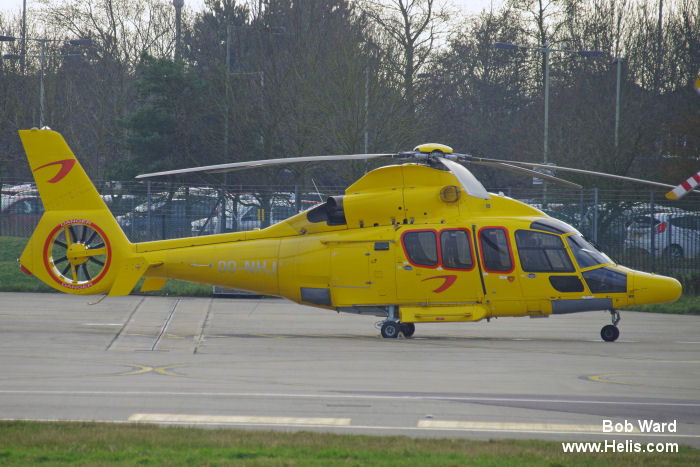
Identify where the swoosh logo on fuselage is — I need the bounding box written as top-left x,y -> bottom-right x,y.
421,274 -> 458,293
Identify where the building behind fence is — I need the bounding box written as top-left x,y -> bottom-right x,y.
3,179 -> 699,276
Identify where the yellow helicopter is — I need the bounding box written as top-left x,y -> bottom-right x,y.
17,128 -> 682,342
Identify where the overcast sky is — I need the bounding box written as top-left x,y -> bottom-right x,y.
0,0 -> 504,18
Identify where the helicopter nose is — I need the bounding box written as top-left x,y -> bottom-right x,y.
631,271 -> 682,306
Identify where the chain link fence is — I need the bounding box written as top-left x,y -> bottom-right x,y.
3,180 -> 699,275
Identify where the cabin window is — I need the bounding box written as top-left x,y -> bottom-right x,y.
549,275 -> 585,293
402,230 -> 438,267
515,230 -> 574,273
440,229 -> 474,270
479,227 -> 513,272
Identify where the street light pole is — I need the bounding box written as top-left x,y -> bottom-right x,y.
543,47 -> 550,164
494,41 -> 604,171
38,40 -> 46,127
1,36 -> 91,127
614,57 -> 622,149
21,0 -> 26,74
173,0 -> 184,60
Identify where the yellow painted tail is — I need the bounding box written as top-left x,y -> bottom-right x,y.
18,128 -> 147,296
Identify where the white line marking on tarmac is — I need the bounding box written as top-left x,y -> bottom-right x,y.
82,323 -> 123,326
129,413 -> 351,426
0,417 -> 699,438
151,299 -> 180,351
417,420 -> 629,433
1,390 -> 699,407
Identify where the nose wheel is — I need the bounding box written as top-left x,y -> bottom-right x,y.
600,310 -> 620,342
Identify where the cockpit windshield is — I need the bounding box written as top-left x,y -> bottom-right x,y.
566,235 -> 612,269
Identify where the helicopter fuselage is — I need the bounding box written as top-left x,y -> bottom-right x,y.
18,129 -> 681,341
135,164 -> 680,323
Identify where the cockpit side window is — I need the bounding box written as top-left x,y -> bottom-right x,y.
566,235 -> 610,269
582,267 -> 627,293
479,227 -> 513,272
402,230 -> 438,267
515,230 -> 574,272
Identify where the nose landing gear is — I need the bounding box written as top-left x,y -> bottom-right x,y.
600,309 -> 620,342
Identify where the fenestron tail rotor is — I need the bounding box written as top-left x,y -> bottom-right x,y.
44,221 -> 111,289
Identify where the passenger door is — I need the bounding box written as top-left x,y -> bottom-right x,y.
396,229 -> 440,302
476,226 -> 522,314
396,228 -> 482,304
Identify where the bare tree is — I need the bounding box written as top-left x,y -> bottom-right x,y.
39,0 -> 179,70
362,0 -> 449,110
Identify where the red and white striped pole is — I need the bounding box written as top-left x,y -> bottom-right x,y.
666,171 -> 700,200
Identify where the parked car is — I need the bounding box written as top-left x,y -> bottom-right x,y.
1,195 -> 44,236
118,195 -> 218,241
191,193 -> 307,235
624,211 -> 700,259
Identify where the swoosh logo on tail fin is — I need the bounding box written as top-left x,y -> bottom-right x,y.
33,159 -> 76,183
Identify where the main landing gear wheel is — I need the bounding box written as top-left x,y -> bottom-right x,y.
381,321 -> 400,339
401,322 -> 415,338
600,310 -> 621,342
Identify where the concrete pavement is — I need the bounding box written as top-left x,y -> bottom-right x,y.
0,292 -> 698,447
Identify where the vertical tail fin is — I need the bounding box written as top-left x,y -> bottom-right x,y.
20,128 -> 107,211
18,128 -> 143,295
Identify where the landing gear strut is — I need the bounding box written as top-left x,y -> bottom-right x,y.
379,306 -> 415,338
600,309 -> 620,342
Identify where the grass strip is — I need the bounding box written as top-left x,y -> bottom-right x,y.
0,420 -> 699,466
0,236 -> 211,296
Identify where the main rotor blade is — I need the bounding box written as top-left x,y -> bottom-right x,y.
437,157 -> 490,200
473,161 -> 583,189
666,171 -> 700,200
464,156 -> 678,191
136,153 -> 397,179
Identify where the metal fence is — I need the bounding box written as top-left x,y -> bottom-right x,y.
0,179 -> 342,241
509,187 -> 700,276
3,180 -> 699,275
